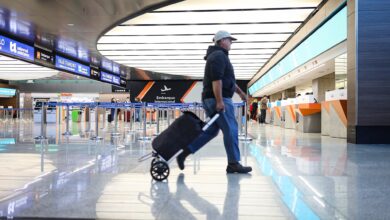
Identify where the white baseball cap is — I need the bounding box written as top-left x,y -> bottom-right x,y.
213,30 -> 237,42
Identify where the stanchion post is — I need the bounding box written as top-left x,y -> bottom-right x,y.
154,104 -> 160,136
63,103 -> 72,136
63,103 -> 72,135
34,103 -> 48,173
128,104 -> 135,133
85,105 -> 92,133
91,105 -> 103,141
34,102 -> 46,140
239,98 -> 252,142
113,105 -> 118,133
238,104 -> 244,136
138,103 -> 143,130
138,102 -> 151,141
110,103 -> 121,147
167,108 -> 171,126
58,104 -> 62,125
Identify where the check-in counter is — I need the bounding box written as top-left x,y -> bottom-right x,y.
266,107 -> 272,124
271,101 -> 282,126
322,89 -> 347,138
295,95 -> 321,133
281,98 -> 296,129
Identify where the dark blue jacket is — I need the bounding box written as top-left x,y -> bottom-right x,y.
202,46 -> 236,99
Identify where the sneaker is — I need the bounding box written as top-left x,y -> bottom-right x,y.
176,153 -> 186,170
226,163 -> 252,173
176,149 -> 191,170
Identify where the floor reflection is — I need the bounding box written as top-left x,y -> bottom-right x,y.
3,120 -> 390,219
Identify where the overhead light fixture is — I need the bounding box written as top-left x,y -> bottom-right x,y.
0,55 -> 59,80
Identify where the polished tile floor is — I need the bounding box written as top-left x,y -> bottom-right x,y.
0,118 -> 389,219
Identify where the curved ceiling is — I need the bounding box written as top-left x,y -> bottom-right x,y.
0,0 -> 178,81
98,0 -> 324,80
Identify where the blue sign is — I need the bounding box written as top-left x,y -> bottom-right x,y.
55,55 -> 90,77
101,71 -> 120,85
0,34 -> 34,61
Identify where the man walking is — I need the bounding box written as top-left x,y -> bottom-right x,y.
177,30 -> 252,173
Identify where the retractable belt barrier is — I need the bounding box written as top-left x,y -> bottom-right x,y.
0,108 -> 34,121
22,101 -> 248,143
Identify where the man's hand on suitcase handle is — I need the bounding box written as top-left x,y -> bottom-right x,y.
216,101 -> 225,113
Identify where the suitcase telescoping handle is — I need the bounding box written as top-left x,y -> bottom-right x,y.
202,112 -> 220,131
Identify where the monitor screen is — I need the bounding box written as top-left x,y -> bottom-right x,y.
35,102 -> 43,108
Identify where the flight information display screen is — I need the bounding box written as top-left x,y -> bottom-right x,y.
100,71 -> 120,85
55,55 -> 90,77
101,58 -> 113,72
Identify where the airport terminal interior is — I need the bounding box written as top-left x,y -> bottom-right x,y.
1,0 -> 390,219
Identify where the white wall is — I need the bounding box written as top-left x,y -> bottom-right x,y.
183,81 -> 242,103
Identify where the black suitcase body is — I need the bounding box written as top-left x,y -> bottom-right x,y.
152,111 -> 205,161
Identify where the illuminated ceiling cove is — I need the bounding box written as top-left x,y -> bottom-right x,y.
98,0 -> 324,80
0,55 -> 58,80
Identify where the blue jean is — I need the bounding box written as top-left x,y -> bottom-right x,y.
188,98 -> 241,163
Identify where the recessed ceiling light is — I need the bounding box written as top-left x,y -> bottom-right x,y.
67,23 -> 74,26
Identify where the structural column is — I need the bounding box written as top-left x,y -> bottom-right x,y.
347,0 -> 390,143
313,73 -> 335,102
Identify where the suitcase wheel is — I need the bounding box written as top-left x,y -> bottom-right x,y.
150,161 -> 169,181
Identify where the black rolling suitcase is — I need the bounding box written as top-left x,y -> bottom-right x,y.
139,111 -> 219,181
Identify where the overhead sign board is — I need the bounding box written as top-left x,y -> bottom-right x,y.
90,68 -> 100,80
101,71 -> 120,85
0,34 -> 34,61
35,48 -> 54,65
55,55 -> 90,77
